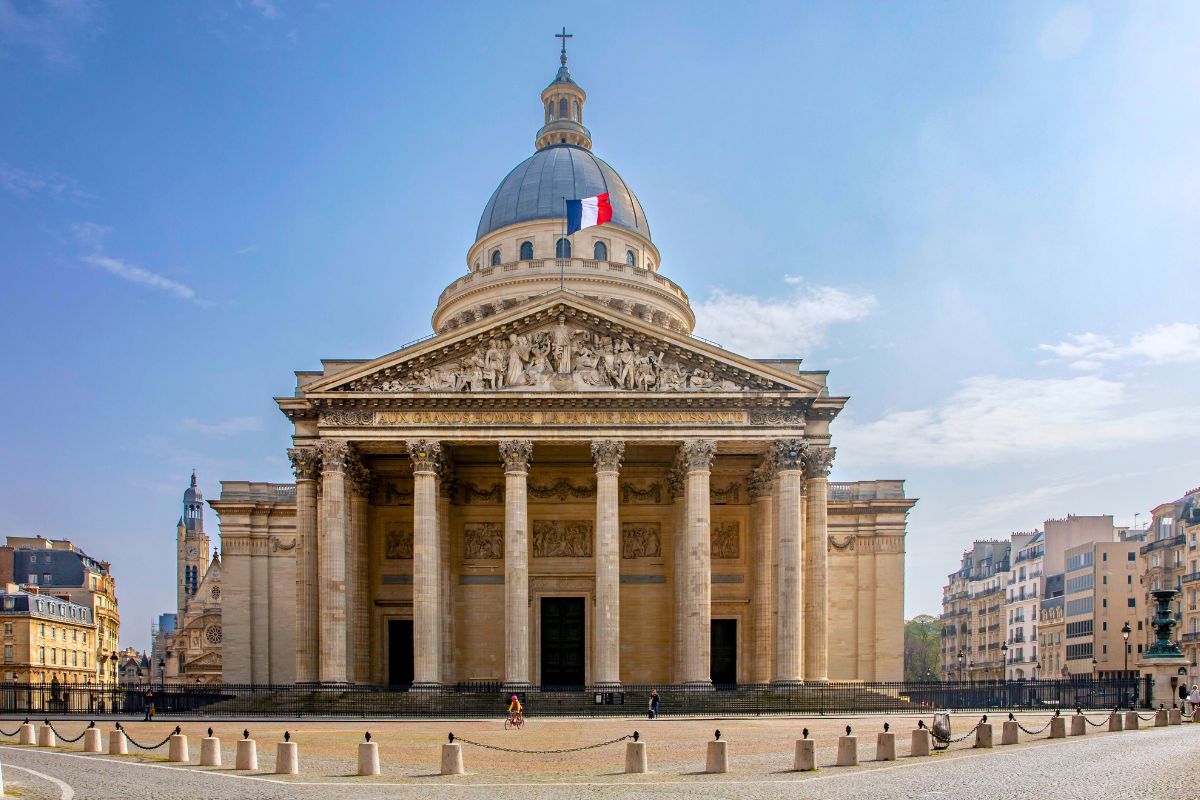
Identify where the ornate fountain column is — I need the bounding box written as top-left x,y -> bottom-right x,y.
287,446 -> 321,684
500,439 -> 533,687
591,439 -> 625,687
803,446 -> 834,683
409,439 -> 443,686
772,438 -> 806,685
318,440 -> 351,683
681,439 -> 717,686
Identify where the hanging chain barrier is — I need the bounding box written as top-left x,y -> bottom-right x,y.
116,722 -> 181,750
44,719 -> 90,743
928,719 -> 983,745
1136,710 -> 1157,722
1080,708 -> 1119,728
447,731 -> 635,755
0,723 -> 21,737
1014,715 -> 1055,736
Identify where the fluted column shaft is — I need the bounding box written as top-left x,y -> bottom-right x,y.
288,447 -> 321,683
749,464 -> 776,684
681,440 -> 717,686
348,460 -> 370,684
410,440 -> 442,686
501,440 -> 533,686
668,461 -> 686,683
438,474 -> 455,685
592,440 -> 624,687
773,439 -> 806,684
318,441 -> 350,683
803,446 -> 835,682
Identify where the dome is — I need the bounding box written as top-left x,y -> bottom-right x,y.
183,469 -> 203,503
475,145 -> 651,242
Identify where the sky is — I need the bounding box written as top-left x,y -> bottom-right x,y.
1,1 -> 1198,653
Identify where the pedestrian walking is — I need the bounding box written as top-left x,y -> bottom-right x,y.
1179,682 -> 1188,714
1188,685 -> 1199,718
144,689 -> 155,721
648,689 -> 661,719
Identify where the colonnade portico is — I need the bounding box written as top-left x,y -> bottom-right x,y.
286,436 -> 835,688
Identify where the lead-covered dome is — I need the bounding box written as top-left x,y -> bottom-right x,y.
475,144 -> 651,242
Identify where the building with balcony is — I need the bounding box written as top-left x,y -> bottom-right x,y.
1005,531 -> 1042,679
1063,535 -> 1144,679
1144,487 -> 1200,681
940,540 -> 1010,679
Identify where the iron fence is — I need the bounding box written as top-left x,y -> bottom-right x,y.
0,677 -> 1142,719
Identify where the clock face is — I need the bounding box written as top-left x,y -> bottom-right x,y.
187,545 -> 198,559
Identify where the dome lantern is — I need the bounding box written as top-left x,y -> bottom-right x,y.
535,28 -> 592,151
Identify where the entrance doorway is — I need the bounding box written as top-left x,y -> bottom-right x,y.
711,619 -> 737,686
540,597 -> 586,687
388,619 -> 414,688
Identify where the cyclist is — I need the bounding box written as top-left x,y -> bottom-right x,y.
506,694 -> 524,727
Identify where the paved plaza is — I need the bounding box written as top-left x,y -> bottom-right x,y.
0,713 -> 1194,799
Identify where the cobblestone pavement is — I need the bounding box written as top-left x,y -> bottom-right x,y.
0,714 -> 1193,799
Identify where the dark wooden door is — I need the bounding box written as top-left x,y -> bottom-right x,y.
711,619 -> 738,686
388,619 -> 414,688
540,597 -> 586,687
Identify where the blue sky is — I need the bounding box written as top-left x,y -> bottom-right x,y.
2,2 -> 1198,652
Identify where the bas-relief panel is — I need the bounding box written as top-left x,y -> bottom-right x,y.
385,525 -> 413,559
621,522 -> 661,559
463,522 -> 503,560
711,521 -> 741,560
532,520 -> 593,558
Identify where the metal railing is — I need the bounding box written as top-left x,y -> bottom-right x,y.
0,678 -> 1144,719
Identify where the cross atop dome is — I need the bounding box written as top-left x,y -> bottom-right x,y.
556,26 -> 572,66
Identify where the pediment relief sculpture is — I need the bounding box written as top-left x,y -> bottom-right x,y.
343,316 -> 763,394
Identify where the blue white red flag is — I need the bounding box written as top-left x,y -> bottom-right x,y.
566,193 -> 613,235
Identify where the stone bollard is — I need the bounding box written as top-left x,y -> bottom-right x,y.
704,740 -> 728,774
910,728 -> 932,757
18,723 -> 36,746
1154,709 -> 1168,727
1124,711 -> 1139,730
876,732 -> 896,761
794,738 -> 815,771
83,728 -> 102,753
1001,720 -> 1019,745
37,725 -> 56,748
1070,715 -> 1086,736
1108,713 -> 1123,732
624,741 -> 648,774
358,741 -> 380,776
1169,709 -> 1182,725
1193,708 -> 1200,724
236,739 -> 258,771
1049,716 -> 1066,739
974,723 -> 993,748
440,742 -> 464,776
201,736 -> 222,767
108,730 -> 128,755
836,735 -> 858,767
168,733 -> 189,763
276,740 -> 299,775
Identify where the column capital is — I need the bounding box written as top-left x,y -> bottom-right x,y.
679,439 -> 717,472
748,462 -> 777,499
771,438 -> 807,472
347,459 -> 373,498
499,439 -> 533,473
318,440 -> 352,472
407,439 -> 443,474
803,445 -> 836,478
590,440 -> 625,473
287,447 -> 322,481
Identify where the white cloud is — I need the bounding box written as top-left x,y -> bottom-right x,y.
692,277 -> 877,357
69,220 -> 111,249
1040,323 -> 1200,370
0,0 -> 101,65
182,416 -> 263,437
1038,4 -> 1094,61
0,162 -> 88,200
81,254 -> 204,305
836,374 -> 1199,469
249,0 -> 279,20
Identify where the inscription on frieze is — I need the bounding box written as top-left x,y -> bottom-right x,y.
463,522 -> 503,560
532,520 -> 593,558
371,409 -> 749,426
621,522 -> 662,559
711,522 -> 740,560
385,525 -> 413,560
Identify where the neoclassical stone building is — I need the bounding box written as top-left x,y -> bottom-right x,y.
215,45 -> 915,687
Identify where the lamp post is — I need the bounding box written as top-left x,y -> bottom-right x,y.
158,658 -> 165,692
1121,621 -> 1133,707
1001,642 -> 1009,682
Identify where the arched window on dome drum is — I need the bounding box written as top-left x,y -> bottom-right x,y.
555,238 -> 571,258
626,250 -> 636,266
547,101 -> 554,121
519,241 -> 533,260
490,249 -> 502,267
558,98 -> 568,121
593,241 -> 607,261
646,261 -> 654,270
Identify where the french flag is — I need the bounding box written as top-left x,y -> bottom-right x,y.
566,193 -> 613,235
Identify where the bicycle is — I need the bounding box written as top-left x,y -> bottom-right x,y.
504,711 -> 525,730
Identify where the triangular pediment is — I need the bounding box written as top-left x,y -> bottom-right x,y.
303,293 -> 822,396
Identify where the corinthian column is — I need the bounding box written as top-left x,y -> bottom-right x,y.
772,438 -> 806,685
681,439 -> 717,686
500,440 -> 533,687
667,458 -> 686,683
591,440 -> 625,687
748,461 -> 776,684
288,446 -> 321,684
803,446 -> 835,682
347,456 -> 372,684
409,439 -> 443,687
439,468 -> 456,686
318,440 -> 351,683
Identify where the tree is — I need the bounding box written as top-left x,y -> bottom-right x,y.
904,614 -> 942,682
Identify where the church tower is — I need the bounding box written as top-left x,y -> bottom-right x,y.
176,470 -> 211,616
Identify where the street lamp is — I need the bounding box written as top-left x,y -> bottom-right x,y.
957,650 -> 965,680
1001,642 -> 1009,682
1121,621 -> 1132,676
158,658 -> 165,692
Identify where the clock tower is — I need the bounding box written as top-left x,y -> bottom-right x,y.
177,470 -> 211,616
